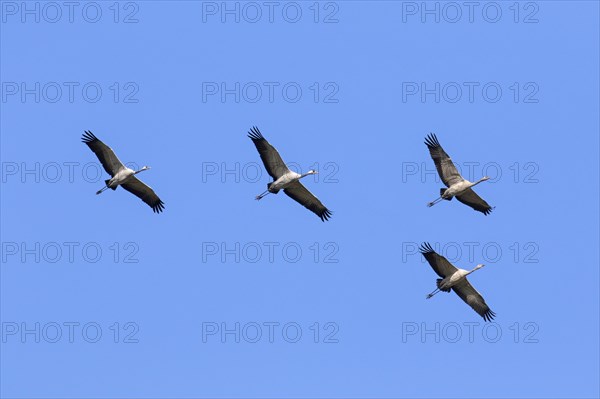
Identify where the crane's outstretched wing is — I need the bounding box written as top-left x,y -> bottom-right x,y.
121,176 -> 165,213
452,278 -> 496,322
455,189 -> 494,215
248,127 -> 289,179
424,133 -> 463,187
419,242 -> 458,278
82,131 -> 125,176
283,181 -> 332,222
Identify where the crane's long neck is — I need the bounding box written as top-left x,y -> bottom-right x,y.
300,172 -> 314,178
470,177 -> 488,187
467,266 -> 482,276
134,168 -> 148,174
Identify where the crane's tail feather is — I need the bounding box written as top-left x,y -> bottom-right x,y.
440,188 -> 452,200
436,279 -> 451,292
105,179 -> 117,190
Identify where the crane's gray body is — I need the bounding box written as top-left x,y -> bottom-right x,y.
442,179 -> 473,199
437,268 -> 470,291
267,171 -> 302,194
106,167 -> 136,190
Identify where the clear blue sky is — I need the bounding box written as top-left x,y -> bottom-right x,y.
1,1 -> 599,398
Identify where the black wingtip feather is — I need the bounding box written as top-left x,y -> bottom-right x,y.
81,130 -> 98,144
482,206 -> 495,216
319,208 -> 333,222
419,242 -> 435,255
247,126 -> 264,141
483,309 -> 496,322
424,133 -> 441,149
152,200 -> 165,214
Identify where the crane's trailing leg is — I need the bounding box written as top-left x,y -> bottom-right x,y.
427,197 -> 443,207
428,189 -> 453,207
426,288 -> 440,299
255,190 -> 270,200
96,179 -> 115,195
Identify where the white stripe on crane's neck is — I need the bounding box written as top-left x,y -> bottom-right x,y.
300,170 -> 318,178
471,176 -> 490,186
467,264 -> 485,275
135,166 -> 151,174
